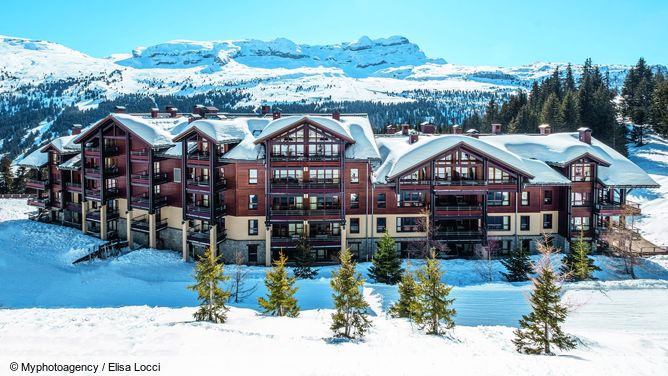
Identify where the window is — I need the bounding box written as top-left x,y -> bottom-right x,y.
350,168 -> 359,184
247,245 -> 258,264
377,193 -> 386,208
488,216 -> 510,231
348,242 -> 360,260
487,191 -> 510,206
350,218 -> 360,233
310,168 -> 340,184
397,191 -> 425,207
571,163 -> 592,182
488,166 -> 511,183
520,215 -> 530,231
350,193 -> 359,209
521,191 -> 530,206
543,214 -> 553,229
248,219 -> 259,235
396,217 -> 421,232
173,168 -> 181,183
376,217 -> 387,233
571,216 -> 590,231
571,192 -> 590,207
248,169 -> 258,184
544,190 -> 553,205
248,194 -> 258,210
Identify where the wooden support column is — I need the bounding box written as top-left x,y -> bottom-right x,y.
81,201 -> 88,233
209,224 -> 217,257
182,221 -> 189,261
341,222 -> 347,254
265,224 -> 272,266
100,204 -> 108,240
126,209 -> 134,248
148,213 -> 157,248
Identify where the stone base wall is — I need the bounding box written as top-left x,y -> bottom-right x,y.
219,239 -> 267,265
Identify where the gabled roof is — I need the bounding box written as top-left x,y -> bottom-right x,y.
173,118 -> 271,144
40,134 -> 80,154
15,147 -> 48,168
74,113 -> 188,148
253,116 -> 355,144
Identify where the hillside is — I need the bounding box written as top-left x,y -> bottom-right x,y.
0,34 -> 662,159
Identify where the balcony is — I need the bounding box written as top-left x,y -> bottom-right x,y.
596,200 -> 641,216
185,178 -> 227,192
270,208 -> 341,217
434,204 -> 483,218
433,179 -> 487,186
86,226 -> 118,240
65,202 -> 82,212
187,227 -> 226,244
270,180 -> 339,190
27,197 -> 50,208
308,234 -> 342,243
85,145 -> 119,156
399,180 -> 432,186
26,178 -> 49,190
85,187 -> 119,201
131,194 -> 168,210
65,182 -> 82,192
270,154 -> 339,162
186,204 -> 226,219
187,151 -> 210,161
130,172 -> 169,186
87,208 -> 119,222
84,166 -> 119,178
131,214 -> 168,233
433,229 -> 485,241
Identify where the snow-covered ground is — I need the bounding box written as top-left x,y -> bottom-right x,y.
1,198 -> 667,375
628,133 -> 668,247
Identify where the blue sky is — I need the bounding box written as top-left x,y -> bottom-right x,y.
1,0 -> 666,66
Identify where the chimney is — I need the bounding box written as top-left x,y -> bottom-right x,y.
72,124 -> 82,135
169,107 -> 178,118
452,125 -> 463,134
261,105 -> 271,115
150,107 -> 159,118
272,108 -> 282,120
466,129 -> 480,139
205,106 -> 219,117
409,133 -> 419,144
538,123 -> 551,135
193,104 -> 206,117
386,125 -> 396,135
114,106 -> 126,114
420,122 -> 435,134
401,124 -> 410,135
491,123 -> 502,135
578,127 -> 592,144
332,110 -> 341,121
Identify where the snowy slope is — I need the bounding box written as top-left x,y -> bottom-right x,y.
628,133 -> 668,247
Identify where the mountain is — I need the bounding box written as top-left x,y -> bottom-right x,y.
0,34 -> 662,160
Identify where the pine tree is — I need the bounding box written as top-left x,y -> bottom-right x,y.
540,93 -> 561,126
0,157 -> 14,194
500,244 -> 533,282
651,80 -> 668,137
330,248 -> 372,339
564,63 -> 576,94
258,251 -> 300,317
410,251 -> 456,335
561,231 -> 599,281
558,91 -> 580,132
188,247 -> 231,323
293,235 -> 318,280
389,264 -> 418,318
368,232 -> 403,284
513,238 -> 576,355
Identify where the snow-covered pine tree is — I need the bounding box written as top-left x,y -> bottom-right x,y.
368,231 -> 403,284
513,237 -> 576,355
293,235 -> 318,280
258,251 -> 300,317
188,247 -> 231,323
389,263 -> 418,319
561,230 -> 599,281
330,248 -> 372,339
501,244 -> 533,282
411,251 -> 456,335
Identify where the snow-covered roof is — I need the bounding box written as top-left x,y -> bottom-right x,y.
374,132 -> 657,186
75,113 -> 189,149
253,115 -> 380,161
16,147 -> 48,168
480,133 -> 659,187
58,154 -> 81,170
41,134 -> 80,154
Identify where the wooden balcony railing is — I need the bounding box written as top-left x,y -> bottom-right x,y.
27,197 -> 49,208
26,178 -> 49,190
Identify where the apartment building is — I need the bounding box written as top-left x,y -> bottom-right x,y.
18,107 -> 658,265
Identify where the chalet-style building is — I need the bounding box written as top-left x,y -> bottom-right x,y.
18,107 -> 659,265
